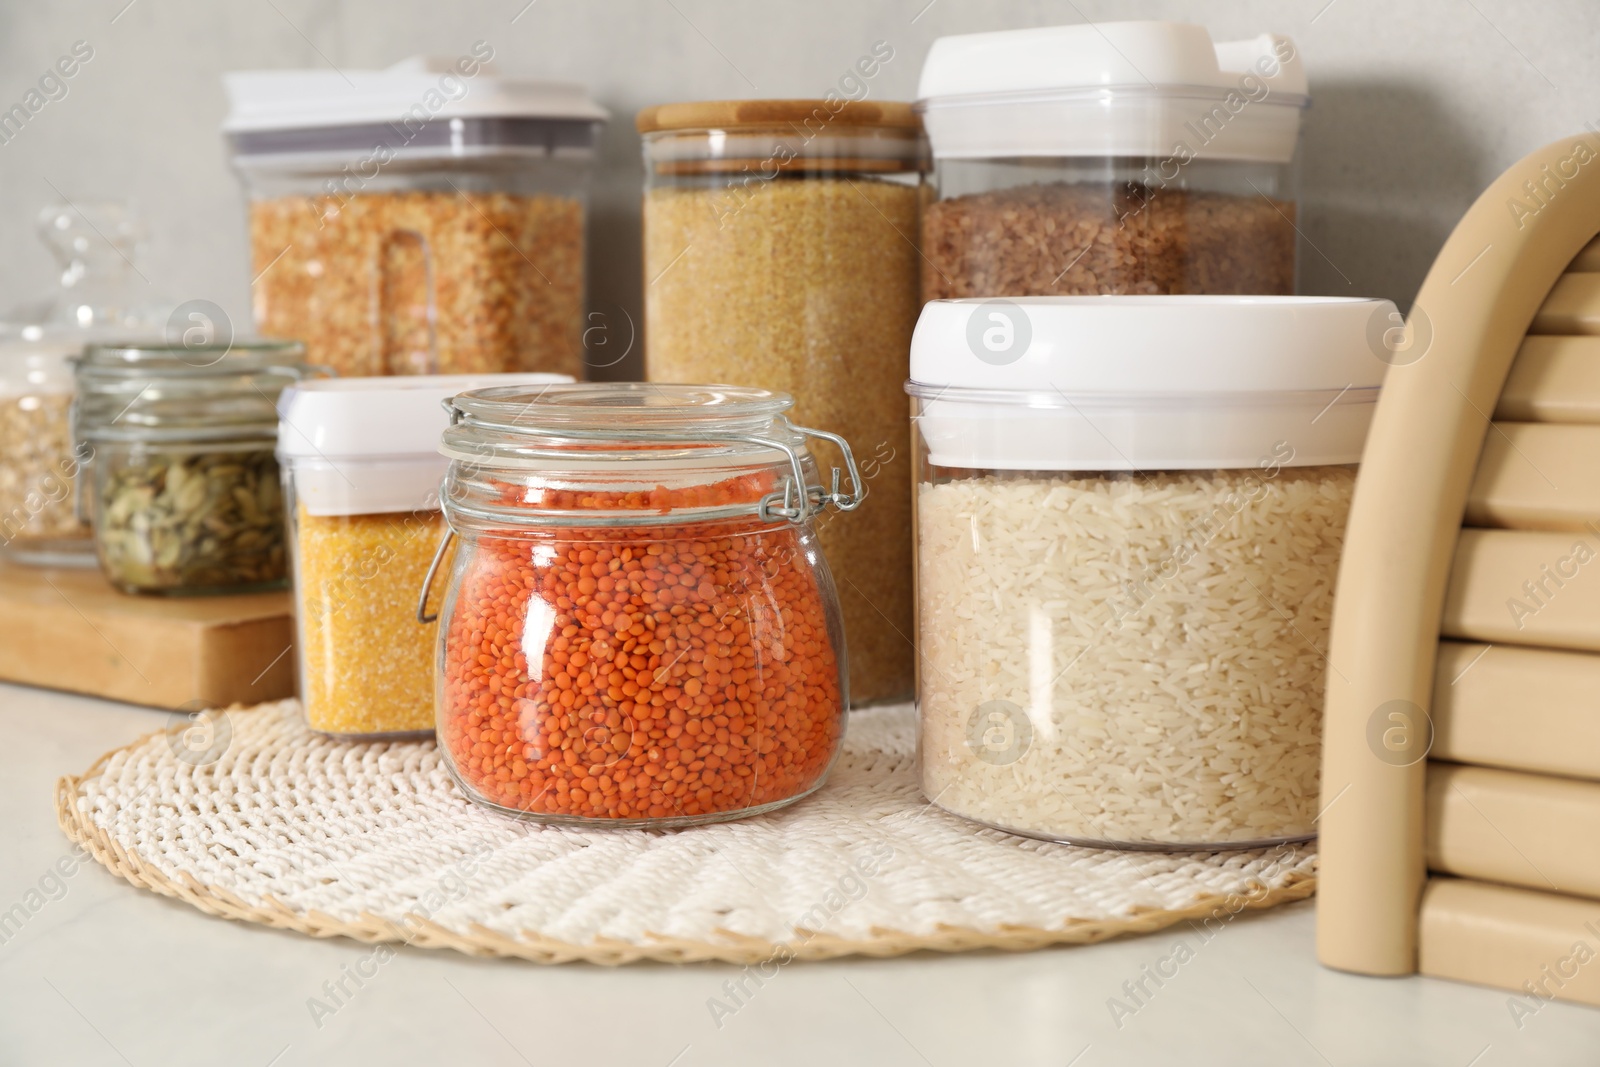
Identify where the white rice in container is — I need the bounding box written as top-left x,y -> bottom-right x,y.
915,465 -> 1354,846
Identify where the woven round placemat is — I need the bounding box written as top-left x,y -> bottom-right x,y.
55,701 -> 1316,965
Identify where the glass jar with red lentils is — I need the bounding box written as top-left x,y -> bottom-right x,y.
425,382 -> 862,827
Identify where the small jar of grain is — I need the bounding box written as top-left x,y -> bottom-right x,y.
908,296 -> 1395,849
0,203 -> 166,568
638,97 -> 926,707
74,340 -> 314,596
916,22 -> 1308,301
223,58 -> 605,379
276,372 -> 570,739
0,346 -> 91,566
429,383 -> 862,827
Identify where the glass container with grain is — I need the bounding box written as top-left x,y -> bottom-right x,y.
638,96 -> 925,706
916,22 -> 1309,300
277,373 -> 571,739
429,383 -> 862,826
223,56 -> 606,379
73,340 -> 314,596
0,203 -> 168,568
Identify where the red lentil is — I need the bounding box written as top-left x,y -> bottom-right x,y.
440,476 -> 845,822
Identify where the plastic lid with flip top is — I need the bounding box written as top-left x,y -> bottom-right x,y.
915,21 -> 1308,163
223,56 -> 608,170
277,372 -> 573,516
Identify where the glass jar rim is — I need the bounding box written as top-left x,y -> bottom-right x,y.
438,382 -> 865,528
75,341 -> 315,443
445,382 -> 797,440
77,339 -> 308,377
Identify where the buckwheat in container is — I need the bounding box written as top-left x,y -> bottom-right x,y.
909,296 -> 1394,849
917,22 -> 1308,300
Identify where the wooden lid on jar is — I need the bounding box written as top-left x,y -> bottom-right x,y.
636,98 -> 918,134
638,100 -> 924,176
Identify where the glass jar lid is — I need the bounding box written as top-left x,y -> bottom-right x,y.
75,339 -> 314,443
0,202 -> 169,398
421,382 -> 867,624
439,382 -> 864,526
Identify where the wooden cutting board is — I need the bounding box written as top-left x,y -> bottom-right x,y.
0,560 -> 295,710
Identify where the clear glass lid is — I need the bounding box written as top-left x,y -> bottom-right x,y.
439,382 -> 864,526
446,382 -> 797,443
0,203 -> 169,394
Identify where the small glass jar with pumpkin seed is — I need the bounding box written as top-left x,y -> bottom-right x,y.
73,340 -> 317,595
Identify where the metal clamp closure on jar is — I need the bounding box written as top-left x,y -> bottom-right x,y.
415,383 -> 865,623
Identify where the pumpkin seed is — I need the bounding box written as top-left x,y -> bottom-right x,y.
94,447 -> 287,594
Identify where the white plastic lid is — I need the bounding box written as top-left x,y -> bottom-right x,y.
223,56 -> 608,132
908,296 -> 1398,471
278,372 -> 572,515
916,22 -> 1307,162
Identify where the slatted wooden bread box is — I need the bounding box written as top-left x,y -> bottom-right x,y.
1319,134 -> 1600,1009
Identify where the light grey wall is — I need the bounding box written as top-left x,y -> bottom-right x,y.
0,0 -> 1594,378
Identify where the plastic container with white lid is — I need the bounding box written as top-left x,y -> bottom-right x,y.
224,56 -> 607,380
908,296 -> 1394,850
916,21 -> 1309,301
277,372 -> 571,739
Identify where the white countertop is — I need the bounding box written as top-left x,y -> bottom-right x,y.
4,681 -> 1600,1067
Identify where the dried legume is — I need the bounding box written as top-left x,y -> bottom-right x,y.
250,191 -> 584,378
441,479 -> 844,823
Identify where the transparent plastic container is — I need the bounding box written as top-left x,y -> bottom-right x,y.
908,296 -> 1393,849
638,98 -> 925,706
75,340 -> 313,595
427,382 -> 862,827
0,203 -> 165,566
224,57 -> 606,378
915,22 -> 1308,300
277,373 -> 569,739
